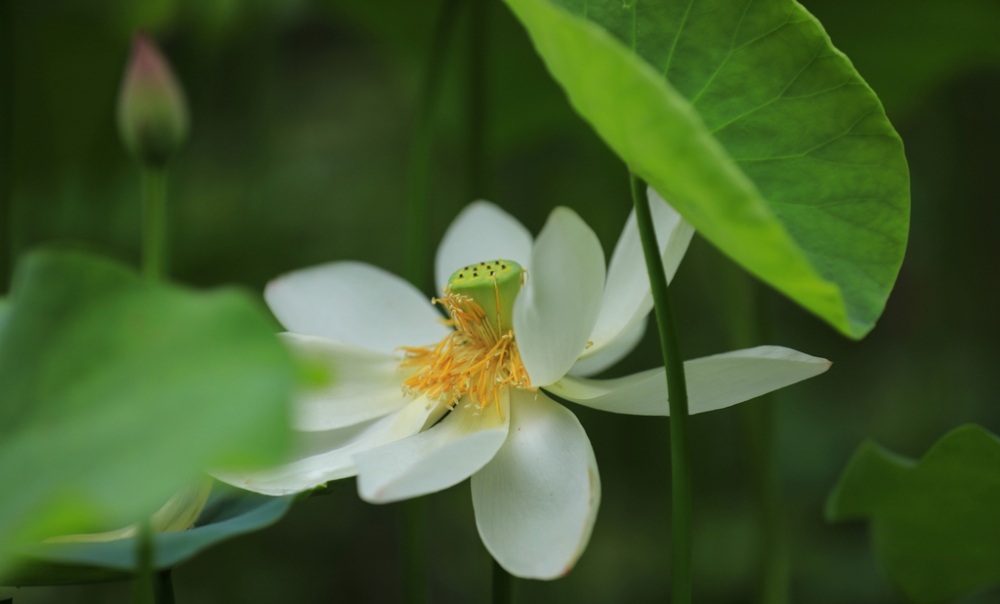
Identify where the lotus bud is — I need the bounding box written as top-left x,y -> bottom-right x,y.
117,34 -> 189,166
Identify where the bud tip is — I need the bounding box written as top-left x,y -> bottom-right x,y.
117,33 -> 189,166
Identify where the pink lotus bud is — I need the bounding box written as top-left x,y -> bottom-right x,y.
117,34 -> 189,166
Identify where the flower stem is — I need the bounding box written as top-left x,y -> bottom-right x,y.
141,166 -> 168,281
742,397 -> 788,604
155,569 -> 177,604
404,0 -> 462,292
399,2 -> 462,602
492,558 -> 513,604
401,497 -> 429,604
133,524 -> 175,604
132,520 -> 155,604
630,173 -> 692,603
466,0 -> 489,200
0,0 -> 14,293
721,263 -> 789,604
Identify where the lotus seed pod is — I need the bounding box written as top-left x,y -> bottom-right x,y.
447,259 -> 523,333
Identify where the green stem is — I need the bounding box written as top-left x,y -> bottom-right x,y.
722,264 -> 789,604
492,559 -> 513,604
399,2 -> 463,602
141,167 -> 168,281
0,0 -> 14,293
132,520 -> 155,604
742,397 -> 788,604
401,497 -> 429,604
630,173 -> 692,603
155,569 -> 177,604
404,0 -> 462,292
466,0 -> 489,200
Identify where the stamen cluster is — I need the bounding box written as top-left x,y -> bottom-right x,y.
400,292 -> 532,415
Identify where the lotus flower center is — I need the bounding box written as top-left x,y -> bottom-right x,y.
399,260 -> 532,415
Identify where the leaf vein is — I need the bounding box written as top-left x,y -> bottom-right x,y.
730,2 -> 795,54
663,0 -> 696,79
769,196 -> 881,209
705,45 -> 823,131
691,3 -> 796,107
781,79 -> 858,101
728,110 -> 883,162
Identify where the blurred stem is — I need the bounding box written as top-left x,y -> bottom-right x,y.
630,173 -> 692,603
156,569 -> 177,604
132,520 -> 155,604
742,397 -> 788,604
401,497 -> 429,604
404,0 -> 462,291
0,0 -> 14,292
467,0 -> 489,200
141,167 -> 168,281
399,2 -> 463,602
492,559 -> 513,604
722,263 -> 789,604
400,2 -> 462,602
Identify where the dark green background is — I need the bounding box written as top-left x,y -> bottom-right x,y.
4,0 -> 1000,601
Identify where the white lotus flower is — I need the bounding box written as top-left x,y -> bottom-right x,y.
216,192 -> 831,579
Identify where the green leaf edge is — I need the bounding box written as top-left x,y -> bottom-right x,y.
825,424 -> 1000,523
501,0 -> 909,339
2,489 -> 295,587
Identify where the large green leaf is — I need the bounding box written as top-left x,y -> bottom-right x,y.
2,485 -> 296,586
500,0 -> 909,338
827,425 -> 1000,603
0,250 -> 295,574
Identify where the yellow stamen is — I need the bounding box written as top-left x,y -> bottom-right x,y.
399,292 -> 533,416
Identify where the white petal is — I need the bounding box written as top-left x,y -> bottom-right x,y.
355,390 -> 510,504
568,317 -> 647,378
471,389 -> 600,580
513,207 -> 606,387
548,346 -> 831,416
212,397 -> 444,496
581,188 -> 694,362
265,261 -> 448,355
434,201 -> 534,295
280,333 -> 410,432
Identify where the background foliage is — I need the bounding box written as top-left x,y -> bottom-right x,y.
828,425 -> 1000,604
5,0 -> 1000,601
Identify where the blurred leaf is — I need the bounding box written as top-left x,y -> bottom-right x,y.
826,425 -> 1000,603
501,0 -> 910,339
3,485 -> 295,586
0,250 -> 294,575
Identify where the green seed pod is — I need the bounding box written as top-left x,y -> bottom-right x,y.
447,259 -> 523,333
117,34 -> 189,167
